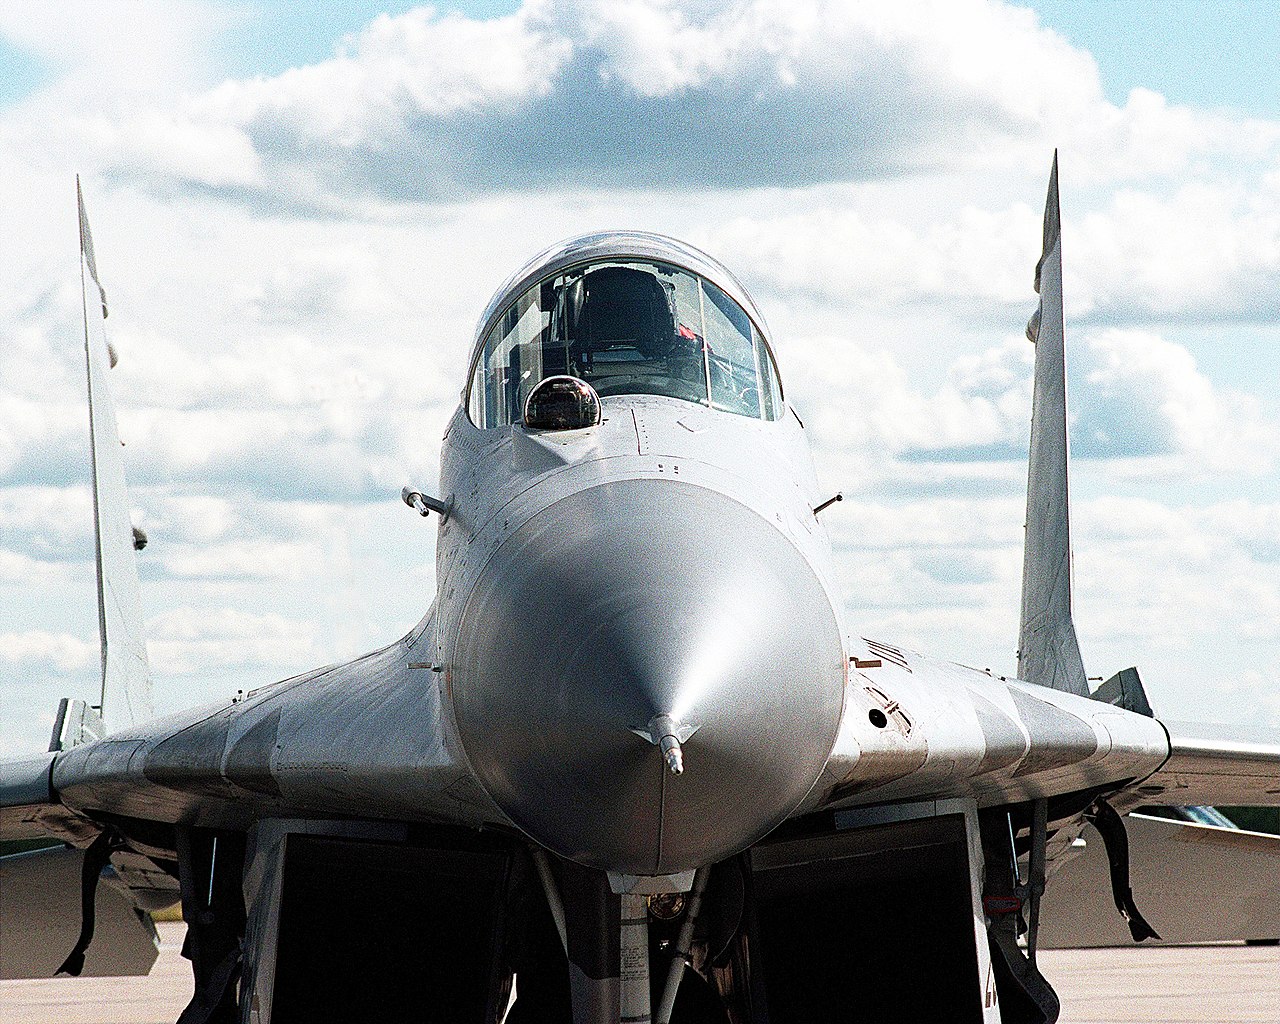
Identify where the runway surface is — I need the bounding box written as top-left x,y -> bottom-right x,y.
1,923 -> 1277,1023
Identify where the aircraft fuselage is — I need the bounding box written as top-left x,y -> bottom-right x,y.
435,390 -> 848,875
415,233 -> 858,877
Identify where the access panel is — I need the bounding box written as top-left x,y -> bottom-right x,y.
271,834 -> 511,1023
750,811 -> 990,1023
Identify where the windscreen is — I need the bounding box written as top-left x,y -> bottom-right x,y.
468,259 -> 782,428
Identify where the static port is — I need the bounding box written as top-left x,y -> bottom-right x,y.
868,708 -> 888,729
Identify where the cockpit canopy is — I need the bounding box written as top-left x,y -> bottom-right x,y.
467,249 -> 783,428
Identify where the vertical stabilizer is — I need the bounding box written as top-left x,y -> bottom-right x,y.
1017,155 -> 1089,697
78,179 -> 153,731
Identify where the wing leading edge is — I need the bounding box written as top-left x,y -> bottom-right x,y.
1129,722 -> 1280,808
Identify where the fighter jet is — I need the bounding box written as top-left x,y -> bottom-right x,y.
2,160 -> 1278,1024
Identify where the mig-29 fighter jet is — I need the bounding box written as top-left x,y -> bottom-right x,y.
2,161 -> 1278,1024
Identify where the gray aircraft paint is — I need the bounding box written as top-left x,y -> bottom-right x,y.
5,224 -> 1242,856
1018,154 -> 1089,698
42,230 -> 1173,867
77,179 -> 152,732
4,176 -> 1280,1006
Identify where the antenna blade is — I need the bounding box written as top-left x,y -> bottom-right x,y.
1017,154 -> 1089,696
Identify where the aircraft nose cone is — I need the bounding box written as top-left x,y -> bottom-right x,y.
452,479 -> 846,875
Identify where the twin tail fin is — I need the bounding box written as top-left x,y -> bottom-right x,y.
1017,154 -> 1089,697
76,179 -> 152,735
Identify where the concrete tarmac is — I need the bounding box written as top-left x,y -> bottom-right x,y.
1039,944 -> 1280,1023
1,923 -> 1277,1023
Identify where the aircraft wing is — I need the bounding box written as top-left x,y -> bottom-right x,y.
0,752 -> 102,844
0,631 -> 506,986
1126,721 -> 1280,807
0,846 -> 161,979
800,649 -> 1280,817
1039,812 -> 1280,947
0,632 -> 504,847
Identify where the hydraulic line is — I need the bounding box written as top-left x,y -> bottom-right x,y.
655,866 -> 712,1024
530,847 -> 569,956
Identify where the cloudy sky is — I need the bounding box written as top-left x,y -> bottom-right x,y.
2,0 -> 1278,755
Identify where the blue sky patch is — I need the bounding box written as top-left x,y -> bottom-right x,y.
0,40 -> 47,104
1027,0 -> 1280,118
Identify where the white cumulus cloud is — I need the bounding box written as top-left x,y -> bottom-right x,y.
1,0 -> 1277,754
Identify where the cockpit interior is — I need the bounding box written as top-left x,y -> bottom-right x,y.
467,258 -> 783,428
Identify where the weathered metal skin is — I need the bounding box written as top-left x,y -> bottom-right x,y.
450,476 -> 846,874
51,615 -> 503,833
27,230 -> 1179,882
801,643 -> 1170,818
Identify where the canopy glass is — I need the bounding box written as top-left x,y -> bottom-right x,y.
468,258 -> 783,428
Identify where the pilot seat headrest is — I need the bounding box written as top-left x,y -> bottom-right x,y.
575,265 -> 676,360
